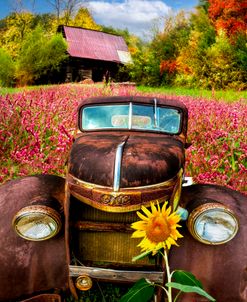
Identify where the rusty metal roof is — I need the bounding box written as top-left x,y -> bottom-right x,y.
61,25 -> 131,64
78,96 -> 188,111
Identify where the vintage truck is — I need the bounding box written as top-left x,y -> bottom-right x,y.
0,96 -> 246,302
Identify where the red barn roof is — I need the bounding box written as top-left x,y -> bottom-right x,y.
60,25 -> 132,64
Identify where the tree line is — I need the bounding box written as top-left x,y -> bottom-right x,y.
125,0 -> 247,90
0,0 -> 246,90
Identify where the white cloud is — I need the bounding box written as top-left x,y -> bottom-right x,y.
86,0 -> 172,38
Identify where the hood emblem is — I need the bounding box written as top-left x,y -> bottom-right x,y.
101,194 -> 131,206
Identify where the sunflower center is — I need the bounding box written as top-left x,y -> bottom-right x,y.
146,214 -> 170,243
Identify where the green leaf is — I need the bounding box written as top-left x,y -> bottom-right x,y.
119,278 -> 155,302
166,282 -> 216,301
172,270 -> 203,289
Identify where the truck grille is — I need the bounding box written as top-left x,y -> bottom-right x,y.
70,197 -> 159,268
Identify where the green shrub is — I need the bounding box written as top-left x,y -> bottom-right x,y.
174,74 -> 198,88
0,48 -> 15,87
16,26 -> 67,85
205,31 -> 246,89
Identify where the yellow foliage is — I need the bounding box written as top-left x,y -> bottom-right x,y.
176,30 -> 202,75
69,8 -> 102,31
0,12 -> 34,57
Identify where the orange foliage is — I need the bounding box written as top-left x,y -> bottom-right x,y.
208,0 -> 247,35
128,46 -> 138,55
160,60 -> 177,75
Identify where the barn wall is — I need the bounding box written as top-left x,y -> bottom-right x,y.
64,58 -> 121,83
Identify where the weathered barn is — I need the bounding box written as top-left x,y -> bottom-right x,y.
58,25 -> 132,83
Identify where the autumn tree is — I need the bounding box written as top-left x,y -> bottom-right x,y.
197,0 -> 209,12
174,7 -> 216,88
32,13 -> 56,33
0,12 -> 35,57
153,11 -> 191,85
125,11 -> 192,86
63,0 -> 82,25
70,7 -> 102,30
205,31 -> 245,89
232,33 -> 247,88
208,0 -> 247,35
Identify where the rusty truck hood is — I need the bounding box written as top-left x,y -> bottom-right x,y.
69,132 -> 185,188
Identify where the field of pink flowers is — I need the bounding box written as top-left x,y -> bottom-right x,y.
0,84 -> 246,193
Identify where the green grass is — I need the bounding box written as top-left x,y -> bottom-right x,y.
0,85 -> 51,95
1,84 -> 247,103
137,86 -> 247,103
0,87 -> 23,95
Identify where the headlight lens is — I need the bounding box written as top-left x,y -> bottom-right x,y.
13,205 -> 61,241
187,202 -> 239,245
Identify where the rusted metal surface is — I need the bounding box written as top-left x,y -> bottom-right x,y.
61,26 -> 130,63
78,95 -> 188,113
73,220 -> 132,233
120,134 -> 185,187
0,175 -> 68,301
169,184 -> 247,302
68,171 -> 178,212
69,133 -> 185,187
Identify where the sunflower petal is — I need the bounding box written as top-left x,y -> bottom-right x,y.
151,202 -> 157,214
168,213 -> 181,223
131,221 -> 147,230
167,237 -> 178,246
136,211 -> 149,221
166,240 -> 171,250
172,230 -> 183,238
161,201 -> 168,213
131,230 -> 146,238
165,206 -> 172,216
141,205 -> 152,217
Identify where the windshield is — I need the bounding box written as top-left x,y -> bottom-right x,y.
81,103 -> 182,134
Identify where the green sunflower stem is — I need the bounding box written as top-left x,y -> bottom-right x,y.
164,249 -> 173,302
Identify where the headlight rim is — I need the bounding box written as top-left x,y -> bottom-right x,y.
187,202 -> 239,245
12,205 -> 62,241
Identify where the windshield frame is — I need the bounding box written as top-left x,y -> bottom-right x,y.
79,102 -> 184,135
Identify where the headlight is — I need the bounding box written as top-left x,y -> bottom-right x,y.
187,202 -> 239,245
75,275 -> 93,291
13,205 -> 62,241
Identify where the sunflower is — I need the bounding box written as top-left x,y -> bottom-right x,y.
131,201 -> 183,254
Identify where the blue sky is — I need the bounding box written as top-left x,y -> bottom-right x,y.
0,0 -> 199,37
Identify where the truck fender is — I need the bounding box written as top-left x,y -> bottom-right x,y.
169,184 -> 247,302
0,175 -> 69,301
